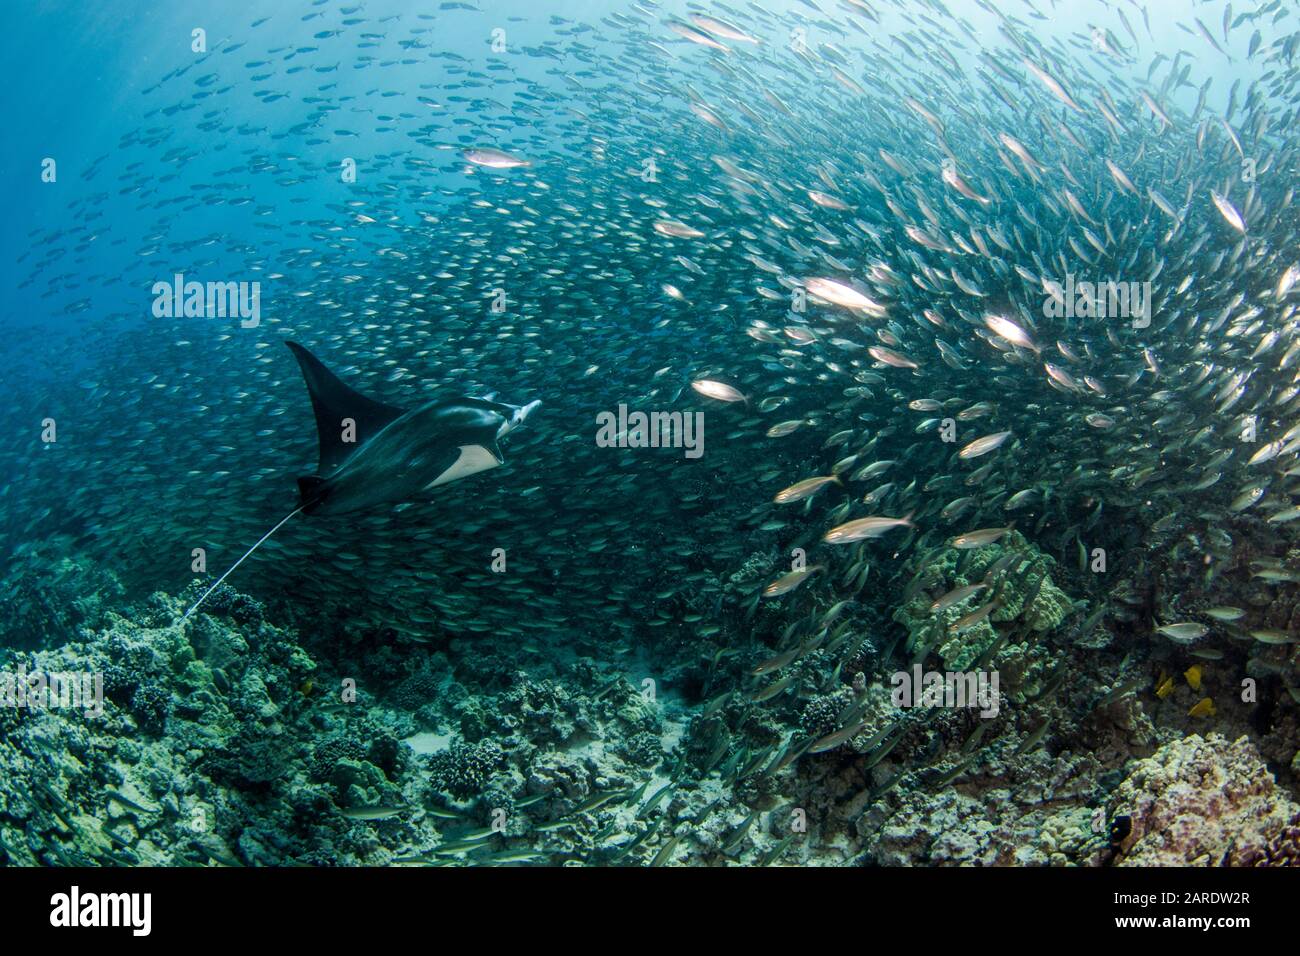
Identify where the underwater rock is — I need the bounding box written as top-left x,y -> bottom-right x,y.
330,758 -> 403,810
1113,733 -> 1300,866
0,540 -> 124,648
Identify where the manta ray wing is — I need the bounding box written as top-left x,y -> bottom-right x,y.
286,340 -> 406,475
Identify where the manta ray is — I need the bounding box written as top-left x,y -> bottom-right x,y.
183,340 -> 540,620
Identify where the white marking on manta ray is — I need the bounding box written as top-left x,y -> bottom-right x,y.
425,445 -> 502,489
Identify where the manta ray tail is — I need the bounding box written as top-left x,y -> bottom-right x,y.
182,506 -> 305,622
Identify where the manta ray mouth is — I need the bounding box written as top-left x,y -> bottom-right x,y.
499,399 -> 542,437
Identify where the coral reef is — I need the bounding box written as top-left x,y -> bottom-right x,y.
894,531 -> 1074,673
0,544 -> 1296,868
428,741 -> 506,801
1112,733 -> 1300,866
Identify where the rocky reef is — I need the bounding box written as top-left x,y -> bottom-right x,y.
1113,733 -> 1300,866
0,543 -> 1297,867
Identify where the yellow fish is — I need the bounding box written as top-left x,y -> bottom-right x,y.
1184,665 -> 1203,692
1188,697 -> 1216,718
1155,674 -> 1175,699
